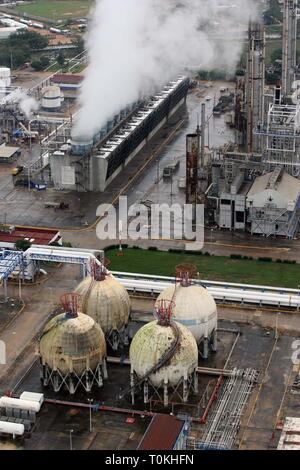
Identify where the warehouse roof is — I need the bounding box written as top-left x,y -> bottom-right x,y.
51,74 -> 83,85
137,414 -> 184,450
247,169 -> 300,202
0,227 -> 60,246
0,146 -> 20,160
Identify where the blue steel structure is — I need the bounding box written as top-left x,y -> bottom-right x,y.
0,250 -> 24,282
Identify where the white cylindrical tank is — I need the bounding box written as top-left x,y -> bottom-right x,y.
130,320 -> 198,388
157,283 -> 217,343
41,86 -> 62,111
0,396 -> 41,413
0,67 -> 11,88
0,421 -> 24,436
75,270 -> 131,338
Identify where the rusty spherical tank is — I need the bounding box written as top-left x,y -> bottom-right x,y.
129,320 -> 198,388
75,274 -> 131,334
39,311 -> 106,375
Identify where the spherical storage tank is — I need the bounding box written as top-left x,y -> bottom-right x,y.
156,265 -> 218,357
129,300 -> 198,405
41,85 -> 63,111
75,262 -> 131,350
39,293 -> 107,394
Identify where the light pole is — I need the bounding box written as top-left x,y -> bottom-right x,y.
69,429 -> 73,450
88,399 -> 93,432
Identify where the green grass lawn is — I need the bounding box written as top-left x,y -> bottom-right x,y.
105,248 -> 300,288
15,0 -> 94,21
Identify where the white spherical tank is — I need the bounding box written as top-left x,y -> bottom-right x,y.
129,320 -> 198,388
0,67 -> 11,88
41,85 -> 62,111
157,276 -> 217,343
75,264 -> 131,349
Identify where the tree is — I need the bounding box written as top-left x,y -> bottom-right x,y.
40,55 -> 50,67
31,60 -> 44,71
57,52 -> 65,67
15,239 -> 31,251
10,31 -> 48,50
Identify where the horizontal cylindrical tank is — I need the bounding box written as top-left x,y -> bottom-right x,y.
41,85 -> 62,111
157,284 -> 217,343
0,421 -> 24,436
130,320 -> 198,388
0,67 -> 11,88
0,396 -> 41,413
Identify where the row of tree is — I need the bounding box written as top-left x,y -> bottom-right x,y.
0,30 -> 49,68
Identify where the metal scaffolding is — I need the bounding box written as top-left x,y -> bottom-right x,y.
254,102 -> 300,175
187,368 -> 258,450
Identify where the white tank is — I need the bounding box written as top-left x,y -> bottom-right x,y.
0,396 -> 41,413
129,320 -> 198,388
76,271 -> 131,336
41,85 -> 62,111
0,67 -> 11,88
0,421 -> 24,436
157,277 -> 217,343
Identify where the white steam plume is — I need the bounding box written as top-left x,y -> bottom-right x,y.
73,0 -> 257,139
19,95 -> 39,119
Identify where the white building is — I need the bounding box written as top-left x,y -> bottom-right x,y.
246,166 -> 300,238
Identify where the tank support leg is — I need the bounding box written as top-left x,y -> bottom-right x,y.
164,379 -> 168,407
130,371 -> 135,405
193,370 -> 198,394
102,359 -> 108,379
144,379 -> 149,404
69,375 -> 75,394
53,373 -> 60,392
183,373 -> 188,402
212,329 -> 218,353
203,337 -> 209,360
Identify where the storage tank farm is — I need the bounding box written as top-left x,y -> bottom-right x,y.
39,292 -> 107,395
128,299 -> 199,406
156,264 -> 218,359
75,261 -> 131,350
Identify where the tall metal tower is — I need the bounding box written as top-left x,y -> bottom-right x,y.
282,0 -> 298,97
246,22 -> 265,154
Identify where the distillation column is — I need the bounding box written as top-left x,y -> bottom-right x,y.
282,0 -> 298,97
246,22 -> 265,154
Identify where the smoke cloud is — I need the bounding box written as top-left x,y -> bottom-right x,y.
73,0 -> 257,139
19,95 -> 39,119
